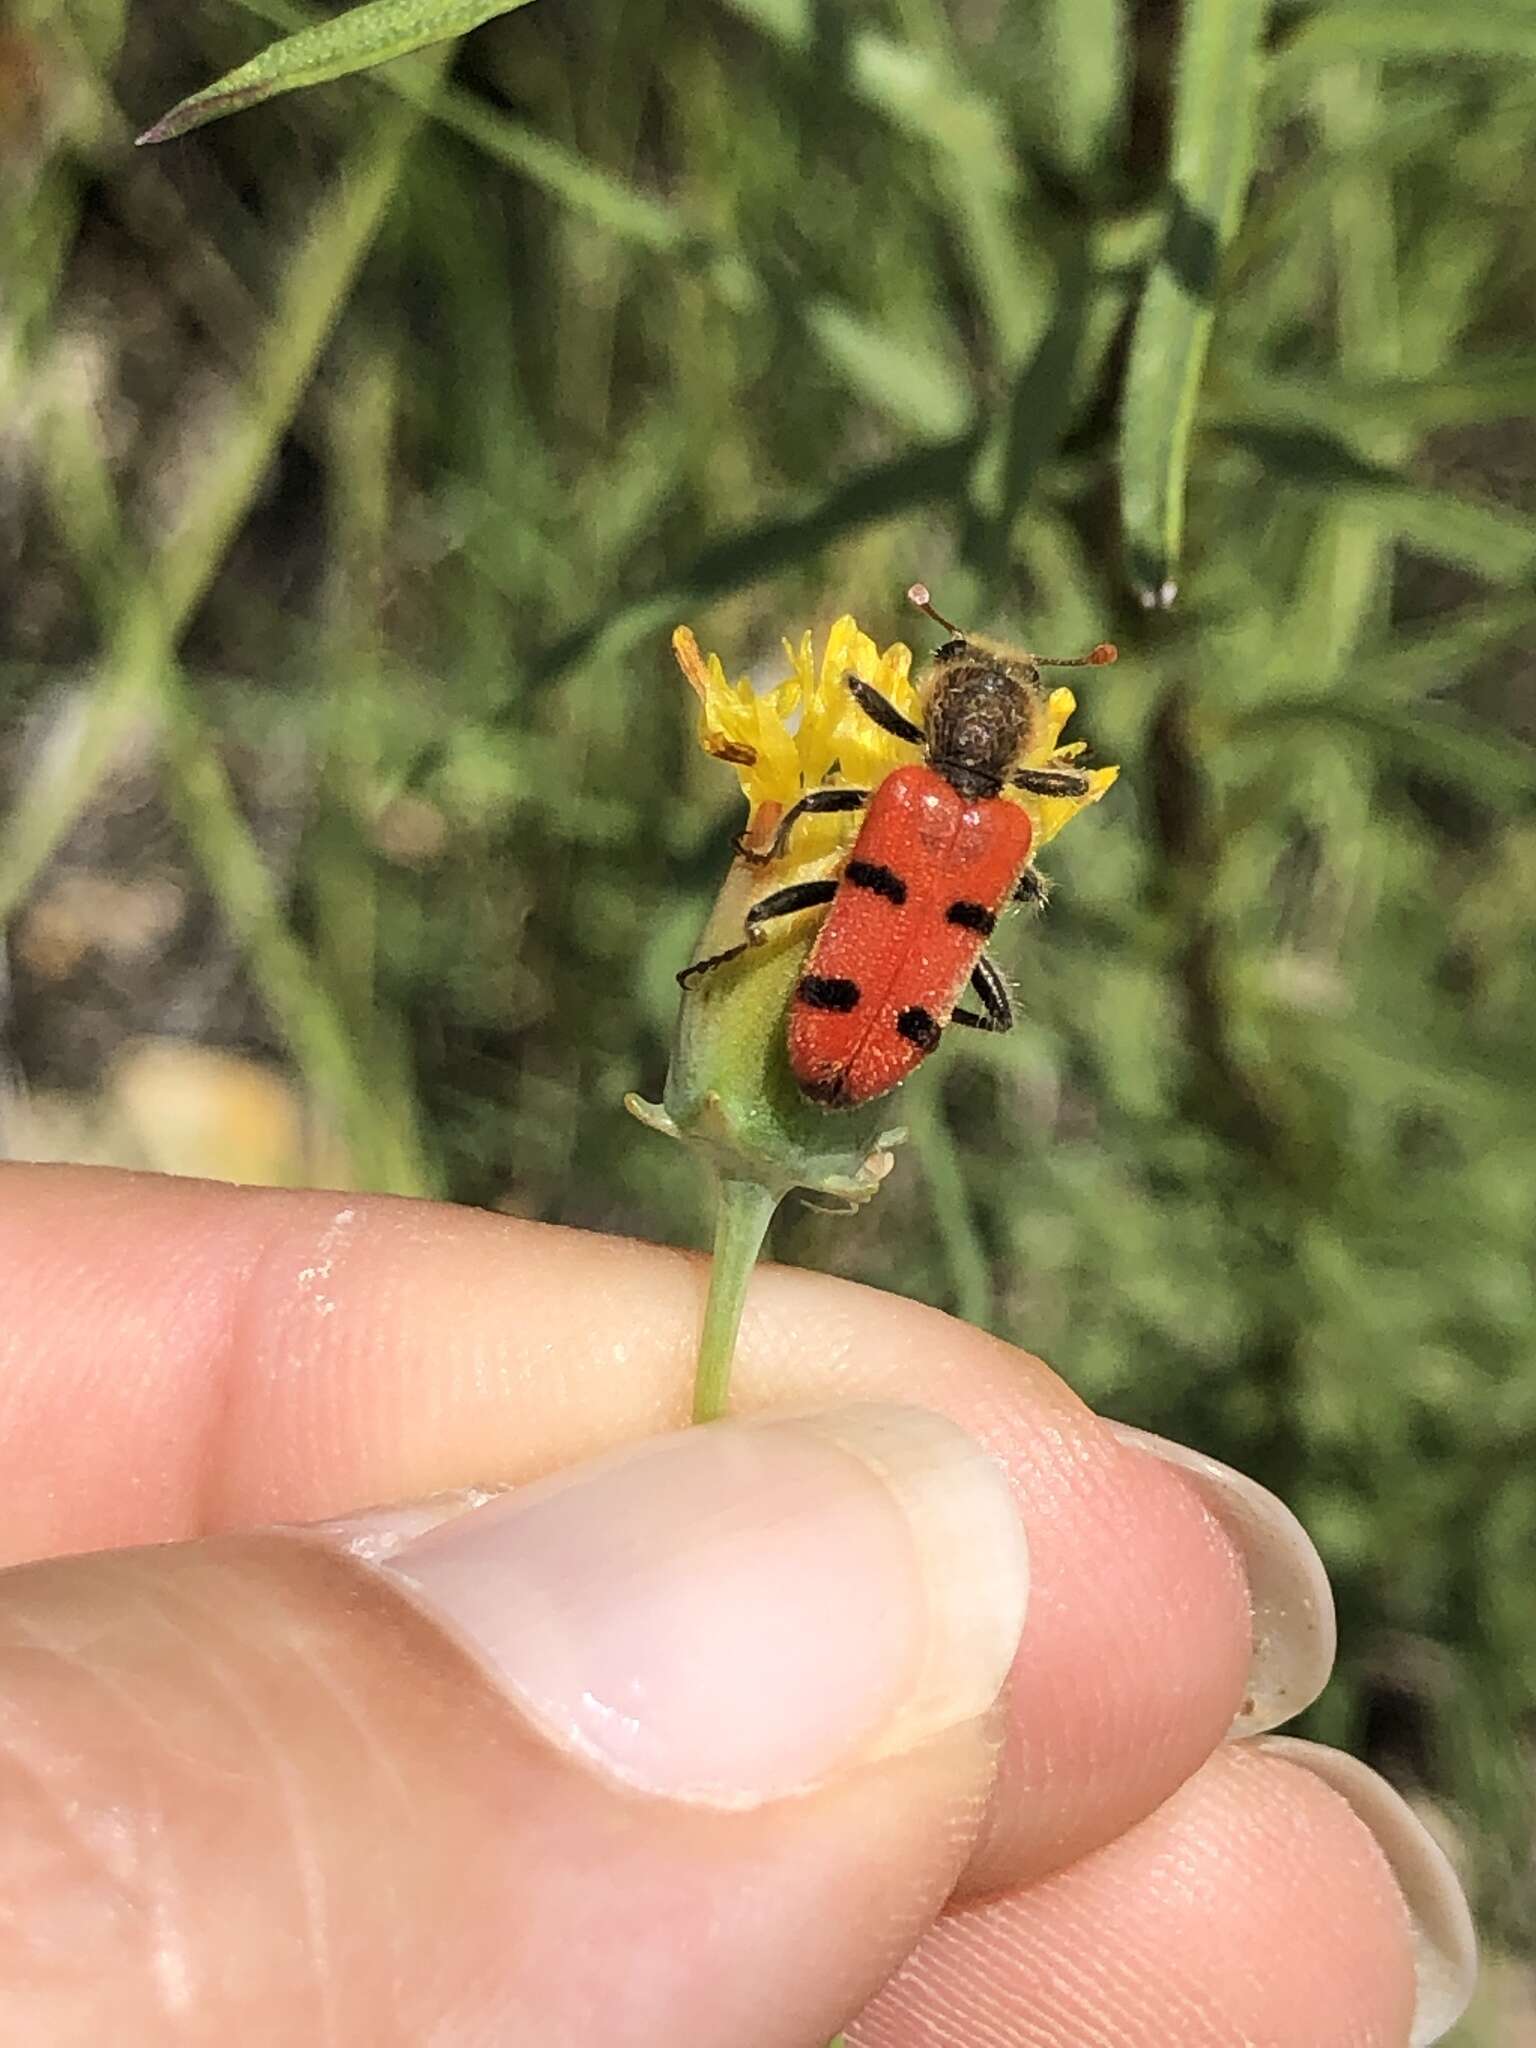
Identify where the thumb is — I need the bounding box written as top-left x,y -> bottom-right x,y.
0,1405 -> 1027,2047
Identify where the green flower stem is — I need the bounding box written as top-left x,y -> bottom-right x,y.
628,865 -> 906,1422
691,1175 -> 780,1424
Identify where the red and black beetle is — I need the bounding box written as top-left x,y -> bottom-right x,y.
680,587 -> 1115,1110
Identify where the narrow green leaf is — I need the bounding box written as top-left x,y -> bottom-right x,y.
137,0 -> 535,142
803,300 -> 973,440
1324,598 -> 1536,707
1218,420 -> 1536,582
434,89 -> 689,253
528,434 -> 979,696
3,72 -> 444,923
1377,488 -> 1536,585
1287,60 -> 1401,679
1118,0 -> 1273,605
847,27 -> 1052,365
1216,357 -> 1536,444
1233,82 -> 1536,285
972,240 -> 1091,598
1271,3 -> 1536,89
1018,0 -> 1127,177
227,0 -> 718,259
849,34 -> 1018,193
715,0 -> 812,52
1235,698 -> 1536,803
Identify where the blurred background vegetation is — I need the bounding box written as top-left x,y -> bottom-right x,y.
4,0 -> 1535,2033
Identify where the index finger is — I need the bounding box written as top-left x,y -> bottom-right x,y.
2,1161 -> 1256,1892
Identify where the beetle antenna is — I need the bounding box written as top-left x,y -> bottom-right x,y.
1032,643 -> 1118,669
909,584 -> 1116,668
907,583 -> 967,638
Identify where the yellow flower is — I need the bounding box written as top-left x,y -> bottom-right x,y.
782,615 -> 921,796
672,614 -> 1117,860
1024,686 -> 1120,848
671,626 -> 802,816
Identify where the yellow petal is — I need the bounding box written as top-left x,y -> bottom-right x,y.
820,615 -> 875,692
874,642 -> 919,721
832,638 -> 918,790
1022,762 -> 1120,848
1044,686 -> 1077,752
671,613 -> 1116,866
675,635 -> 757,770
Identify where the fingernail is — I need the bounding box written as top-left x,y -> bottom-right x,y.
376,1404 -> 1029,1805
1106,1423 -> 1335,1736
1256,1738 -> 1478,2046
301,1488 -> 505,1563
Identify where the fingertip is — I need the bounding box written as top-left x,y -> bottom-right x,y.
1255,1739 -> 1476,2046
961,1406 -> 1252,1890
856,1741 -> 1424,2048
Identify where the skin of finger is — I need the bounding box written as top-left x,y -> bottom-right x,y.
0,1165 -> 1251,1894
0,1533 -> 998,2048
849,1743 -> 1419,2048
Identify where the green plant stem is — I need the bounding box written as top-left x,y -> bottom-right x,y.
0,62 -> 441,929
691,1176 -> 780,1424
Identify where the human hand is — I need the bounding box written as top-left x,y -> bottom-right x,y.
0,1165 -> 1475,2044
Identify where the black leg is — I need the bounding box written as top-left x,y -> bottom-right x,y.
1013,863 -> 1050,912
677,878 -> 839,986
848,676 -> 925,748
953,954 -> 1013,1033
738,785 -> 868,865
1011,764 -> 1092,798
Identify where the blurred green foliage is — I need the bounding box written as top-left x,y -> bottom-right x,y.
4,0 -> 1536,2018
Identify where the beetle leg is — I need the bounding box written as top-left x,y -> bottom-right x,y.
952,954 -> 1013,1033
848,676 -> 925,747
1013,863 -> 1051,912
1011,763 -> 1093,798
677,878 -> 839,986
736,786 -> 868,865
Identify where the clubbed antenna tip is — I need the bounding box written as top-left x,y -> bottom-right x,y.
907,583 -> 966,637
1037,641 -> 1117,669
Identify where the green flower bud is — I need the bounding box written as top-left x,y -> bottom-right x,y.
626,859 -> 906,1208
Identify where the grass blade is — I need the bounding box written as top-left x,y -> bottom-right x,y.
1217,420 -> 1536,582
1216,356 -> 1536,443
972,236 -> 1092,598
1013,0 -> 1126,177
803,300 -> 973,440
1235,697 -> 1536,803
137,0 -> 535,142
1118,0 -> 1273,605
1286,60 -> 1400,679
1271,3 -> 1536,88
0,75 -> 443,923
229,0 -> 697,253
529,434 -> 979,694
